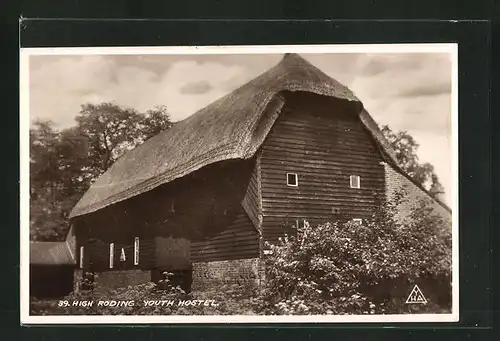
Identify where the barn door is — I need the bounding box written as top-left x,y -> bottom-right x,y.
155,236 -> 191,270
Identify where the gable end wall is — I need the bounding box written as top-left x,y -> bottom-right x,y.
384,163 -> 452,222
259,93 -> 385,243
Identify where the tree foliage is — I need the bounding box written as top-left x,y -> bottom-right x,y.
30,103 -> 172,241
75,103 -> 173,177
30,193 -> 452,316
254,194 -> 452,315
381,125 -> 445,198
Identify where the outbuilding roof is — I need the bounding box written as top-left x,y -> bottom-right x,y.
30,241 -> 76,266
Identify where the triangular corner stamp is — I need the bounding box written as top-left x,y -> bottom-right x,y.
405,284 -> 428,304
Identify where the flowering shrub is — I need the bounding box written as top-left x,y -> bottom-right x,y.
30,193 -> 452,316
254,194 -> 452,315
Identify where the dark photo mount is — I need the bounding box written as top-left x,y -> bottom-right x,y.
12,14 -> 492,341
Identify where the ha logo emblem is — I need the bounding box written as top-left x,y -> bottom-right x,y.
405,284 -> 427,304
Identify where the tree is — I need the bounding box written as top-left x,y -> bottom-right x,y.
30,120 -> 60,196
381,125 -> 445,199
29,120 -> 71,240
141,105 -> 174,139
75,103 -> 173,179
29,103 -> 173,241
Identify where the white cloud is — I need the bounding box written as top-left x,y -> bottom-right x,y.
322,53 -> 453,205
143,60 -> 247,121
30,55 -> 116,127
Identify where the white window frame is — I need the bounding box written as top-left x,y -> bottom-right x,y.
352,218 -> 363,225
109,243 -> 114,269
286,173 -> 298,187
134,237 -> 140,265
79,246 -> 84,269
349,175 -> 361,189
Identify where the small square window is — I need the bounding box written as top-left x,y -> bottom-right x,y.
332,207 -> 341,215
352,218 -> 363,225
350,175 -> 361,188
286,173 -> 298,187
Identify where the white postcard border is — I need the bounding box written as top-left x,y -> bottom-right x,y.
20,43 -> 459,324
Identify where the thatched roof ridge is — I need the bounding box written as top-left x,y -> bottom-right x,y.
70,53 -> 395,218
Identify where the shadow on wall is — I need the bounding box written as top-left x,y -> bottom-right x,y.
30,265 -> 75,299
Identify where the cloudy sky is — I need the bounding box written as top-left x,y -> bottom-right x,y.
28,52 -> 453,205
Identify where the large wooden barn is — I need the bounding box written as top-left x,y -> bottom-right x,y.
69,53 -> 451,291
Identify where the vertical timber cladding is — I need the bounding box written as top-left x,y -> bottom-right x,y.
191,208 -> 260,262
74,159 -> 262,274
149,159 -> 261,264
74,203 -> 157,272
259,92 -> 386,243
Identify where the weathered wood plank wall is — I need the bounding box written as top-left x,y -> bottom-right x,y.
81,238 -> 156,271
74,159 -> 261,270
259,92 -> 385,243
74,91 -> 389,268
191,207 -> 260,262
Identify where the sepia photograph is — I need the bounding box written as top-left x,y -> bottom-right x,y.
20,44 -> 458,323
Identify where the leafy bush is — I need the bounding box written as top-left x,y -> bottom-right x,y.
254,194 -> 452,315
31,192 -> 452,316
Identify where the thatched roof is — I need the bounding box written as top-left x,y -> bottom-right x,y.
70,53 -> 399,219
30,241 -> 76,265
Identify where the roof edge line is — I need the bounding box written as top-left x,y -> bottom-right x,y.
70,141 -> 244,218
72,90 -> 362,218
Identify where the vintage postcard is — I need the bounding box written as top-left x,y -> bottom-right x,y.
20,44 -> 459,324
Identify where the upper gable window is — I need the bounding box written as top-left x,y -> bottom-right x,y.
350,175 -> 361,189
286,173 -> 298,187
